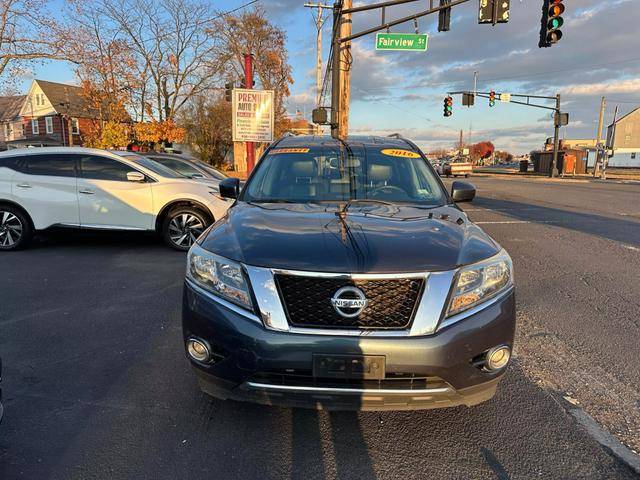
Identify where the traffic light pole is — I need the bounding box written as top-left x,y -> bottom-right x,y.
448,90 -> 564,177
550,93 -> 561,178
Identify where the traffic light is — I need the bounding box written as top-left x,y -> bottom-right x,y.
478,0 -> 510,24
489,90 -> 496,107
438,0 -> 451,32
444,96 -> 453,117
224,82 -> 233,102
539,0 -> 564,48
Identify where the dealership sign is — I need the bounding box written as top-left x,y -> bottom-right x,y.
232,89 -> 274,142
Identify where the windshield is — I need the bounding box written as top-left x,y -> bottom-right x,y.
242,144 -> 446,206
193,160 -> 227,180
119,154 -> 183,178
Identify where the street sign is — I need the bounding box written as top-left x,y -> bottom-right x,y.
500,93 -> 511,102
554,112 -> 569,127
232,89 -> 274,142
375,33 -> 428,51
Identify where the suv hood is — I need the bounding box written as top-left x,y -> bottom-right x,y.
199,202 -> 500,273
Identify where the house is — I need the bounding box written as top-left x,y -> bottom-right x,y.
0,95 -> 26,150
607,107 -> 640,152
14,79 -> 101,148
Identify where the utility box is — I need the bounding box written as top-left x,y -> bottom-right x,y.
531,149 -> 588,175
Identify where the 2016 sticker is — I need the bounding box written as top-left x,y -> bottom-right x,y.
380,149 -> 420,158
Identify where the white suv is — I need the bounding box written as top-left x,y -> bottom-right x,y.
0,147 -> 232,251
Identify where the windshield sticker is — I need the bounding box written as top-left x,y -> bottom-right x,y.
270,148 -> 310,154
380,149 -> 420,158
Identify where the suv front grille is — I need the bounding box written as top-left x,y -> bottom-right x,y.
274,274 -> 424,329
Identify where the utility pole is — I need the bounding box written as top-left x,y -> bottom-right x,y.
244,53 -> 255,173
593,96 -> 606,177
603,105 -> 619,180
473,71 -> 478,96
338,0 -> 352,139
304,3 -> 330,107
550,93 -> 561,178
459,129 -> 463,155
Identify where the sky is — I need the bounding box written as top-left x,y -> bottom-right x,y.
19,0 -> 640,154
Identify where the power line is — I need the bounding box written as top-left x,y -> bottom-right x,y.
211,0 -> 260,21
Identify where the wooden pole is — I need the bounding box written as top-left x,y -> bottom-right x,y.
338,0 -> 352,140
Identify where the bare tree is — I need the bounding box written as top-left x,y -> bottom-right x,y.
0,0 -> 69,84
73,0 -> 223,122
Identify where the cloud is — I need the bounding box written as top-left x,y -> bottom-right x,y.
562,79 -> 640,96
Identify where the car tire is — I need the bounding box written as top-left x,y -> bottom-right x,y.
162,206 -> 211,251
464,174 -> 469,178
0,206 -> 33,251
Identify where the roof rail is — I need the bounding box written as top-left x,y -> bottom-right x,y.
387,133 -> 419,151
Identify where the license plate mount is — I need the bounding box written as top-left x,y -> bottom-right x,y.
313,354 -> 386,380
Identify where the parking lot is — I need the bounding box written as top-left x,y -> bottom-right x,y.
1,175 -> 639,479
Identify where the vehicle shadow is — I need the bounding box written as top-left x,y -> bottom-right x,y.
29,228 -> 166,250
472,196 -> 640,247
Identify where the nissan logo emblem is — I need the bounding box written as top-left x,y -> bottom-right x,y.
330,286 -> 368,318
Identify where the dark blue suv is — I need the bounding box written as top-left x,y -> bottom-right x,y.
182,135 -> 515,410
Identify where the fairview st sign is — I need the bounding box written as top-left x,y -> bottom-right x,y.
375,33 -> 429,51
232,89 -> 274,142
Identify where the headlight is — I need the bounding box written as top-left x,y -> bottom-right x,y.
187,244 -> 253,310
446,250 -> 513,317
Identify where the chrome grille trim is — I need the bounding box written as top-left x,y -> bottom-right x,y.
245,266 -> 456,336
245,381 -> 452,395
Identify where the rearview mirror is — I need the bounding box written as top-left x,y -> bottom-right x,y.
219,177 -> 240,199
127,171 -> 146,183
451,181 -> 476,203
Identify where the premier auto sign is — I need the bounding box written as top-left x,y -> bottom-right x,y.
232,89 -> 275,143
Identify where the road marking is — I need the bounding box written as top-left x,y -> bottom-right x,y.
568,407 -> 640,475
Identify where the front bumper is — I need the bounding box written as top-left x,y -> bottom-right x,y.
182,282 -> 516,411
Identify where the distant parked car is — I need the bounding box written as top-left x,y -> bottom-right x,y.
0,147 -> 232,251
142,153 -> 228,182
443,159 -> 472,178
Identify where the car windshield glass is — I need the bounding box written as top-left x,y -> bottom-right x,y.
194,161 -> 227,180
242,144 -> 446,205
121,154 -> 182,178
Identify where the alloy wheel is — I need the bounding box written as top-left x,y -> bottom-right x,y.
0,211 -> 23,247
168,213 -> 205,248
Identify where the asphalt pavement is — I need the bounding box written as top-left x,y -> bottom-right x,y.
1,176 -> 639,479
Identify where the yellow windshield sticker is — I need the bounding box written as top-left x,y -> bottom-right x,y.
271,148 -> 310,154
380,148 -> 420,158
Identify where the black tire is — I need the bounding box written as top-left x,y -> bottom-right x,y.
162,206 -> 211,251
464,174 -> 469,178
0,206 -> 33,251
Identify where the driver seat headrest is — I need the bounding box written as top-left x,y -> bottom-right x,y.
368,164 -> 392,183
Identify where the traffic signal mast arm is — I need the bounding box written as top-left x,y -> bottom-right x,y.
340,0 -> 473,43
448,91 -> 560,112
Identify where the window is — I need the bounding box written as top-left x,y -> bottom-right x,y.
71,118 -> 80,134
25,154 -> 76,177
31,119 -> 39,135
3,123 -> 10,138
45,116 -> 54,134
79,155 -> 136,181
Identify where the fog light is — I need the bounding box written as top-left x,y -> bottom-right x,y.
486,345 -> 511,371
187,338 -> 211,363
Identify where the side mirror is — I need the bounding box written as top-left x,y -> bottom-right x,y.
219,177 -> 240,199
451,181 -> 476,203
127,171 -> 146,183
